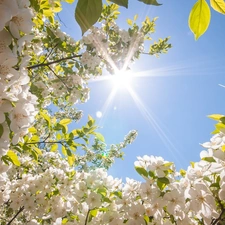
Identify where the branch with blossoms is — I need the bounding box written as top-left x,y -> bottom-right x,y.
27,54 -> 82,70
6,206 -> 24,225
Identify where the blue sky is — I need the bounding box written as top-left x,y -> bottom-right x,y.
59,0 -> 225,181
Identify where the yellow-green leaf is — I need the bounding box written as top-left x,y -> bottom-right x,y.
40,111 -> 51,127
222,145 -> 225,152
210,0 -> 225,14
208,114 -> 224,121
94,132 -> 105,142
64,0 -> 74,3
51,143 -> 58,152
189,0 -> 211,40
127,19 -> 132,25
68,154 -> 75,166
59,118 -> 72,125
28,127 -> 37,133
30,135 -> 40,143
7,150 -> 20,166
134,14 -> 138,21
62,146 -> 67,156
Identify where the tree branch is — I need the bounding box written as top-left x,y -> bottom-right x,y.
211,208 -> 225,225
6,206 -> 24,225
47,66 -> 71,91
25,137 -> 79,145
84,209 -> 90,225
27,54 -> 82,70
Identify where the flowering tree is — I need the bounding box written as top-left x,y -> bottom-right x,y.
0,0 -> 225,225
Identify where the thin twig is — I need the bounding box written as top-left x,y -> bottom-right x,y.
7,206 -> 24,225
57,13 -> 67,28
84,209 -> 90,225
25,137 -> 79,145
27,55 -> 82,70
211,208 -> 225,225
47,65 -> 71,91
42,43 -> 59,65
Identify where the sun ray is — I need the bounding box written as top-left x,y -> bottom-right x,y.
96,87 -> 118,128
126,85 -> 186,167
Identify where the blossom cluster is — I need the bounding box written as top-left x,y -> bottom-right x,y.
0,0 -> 38,155
1,131 -> 225,225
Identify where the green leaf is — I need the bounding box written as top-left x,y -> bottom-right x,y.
138,0 -> 162,6
202,157 -> 216,162
157,177 -> 170,185
40,111 -> 51,128
135,167 -> 148,177
88,115 -> 95,127
112,191 -> 122,199
210,182 -> 220,188
210,0 -> 225,14
208,114 -> 224,121
144,215 -> 150,224
7,150 -> 20,166
0,124 -> 3,138
157,179 -> 166,190
220,117 -> 225,124
94,132 -> 105,142
188,0 -> 211,40
109,0 -> 128,8
59,118 -> 72,125
75,0 -> 102,35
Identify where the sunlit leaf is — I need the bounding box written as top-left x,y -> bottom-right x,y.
138,0 -> 162,6
64,0 -> 74,3
208,114 -> 224,121
59,118 -> 72,125
202,157 -> 216,162
30,135 -> 40,143
28,127 -> 37,133
210,0 -> 225,14
51,143 -> 58,152
7,150 -> 20,166
189,0 -> 211,40
222,145 -> 225,152
94,132 -> 105,142
68,154 -> 75,166
135,167 -> 148,177
127,19 -> 132,25
180,169 -> 186,177
75,0 -> 102,35
62,146 -> 67,156
40,111 -> 51,127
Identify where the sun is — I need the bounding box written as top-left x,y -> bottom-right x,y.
111,70 -> 134,89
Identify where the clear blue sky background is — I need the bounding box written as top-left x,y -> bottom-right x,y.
59,0 -> 225,181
